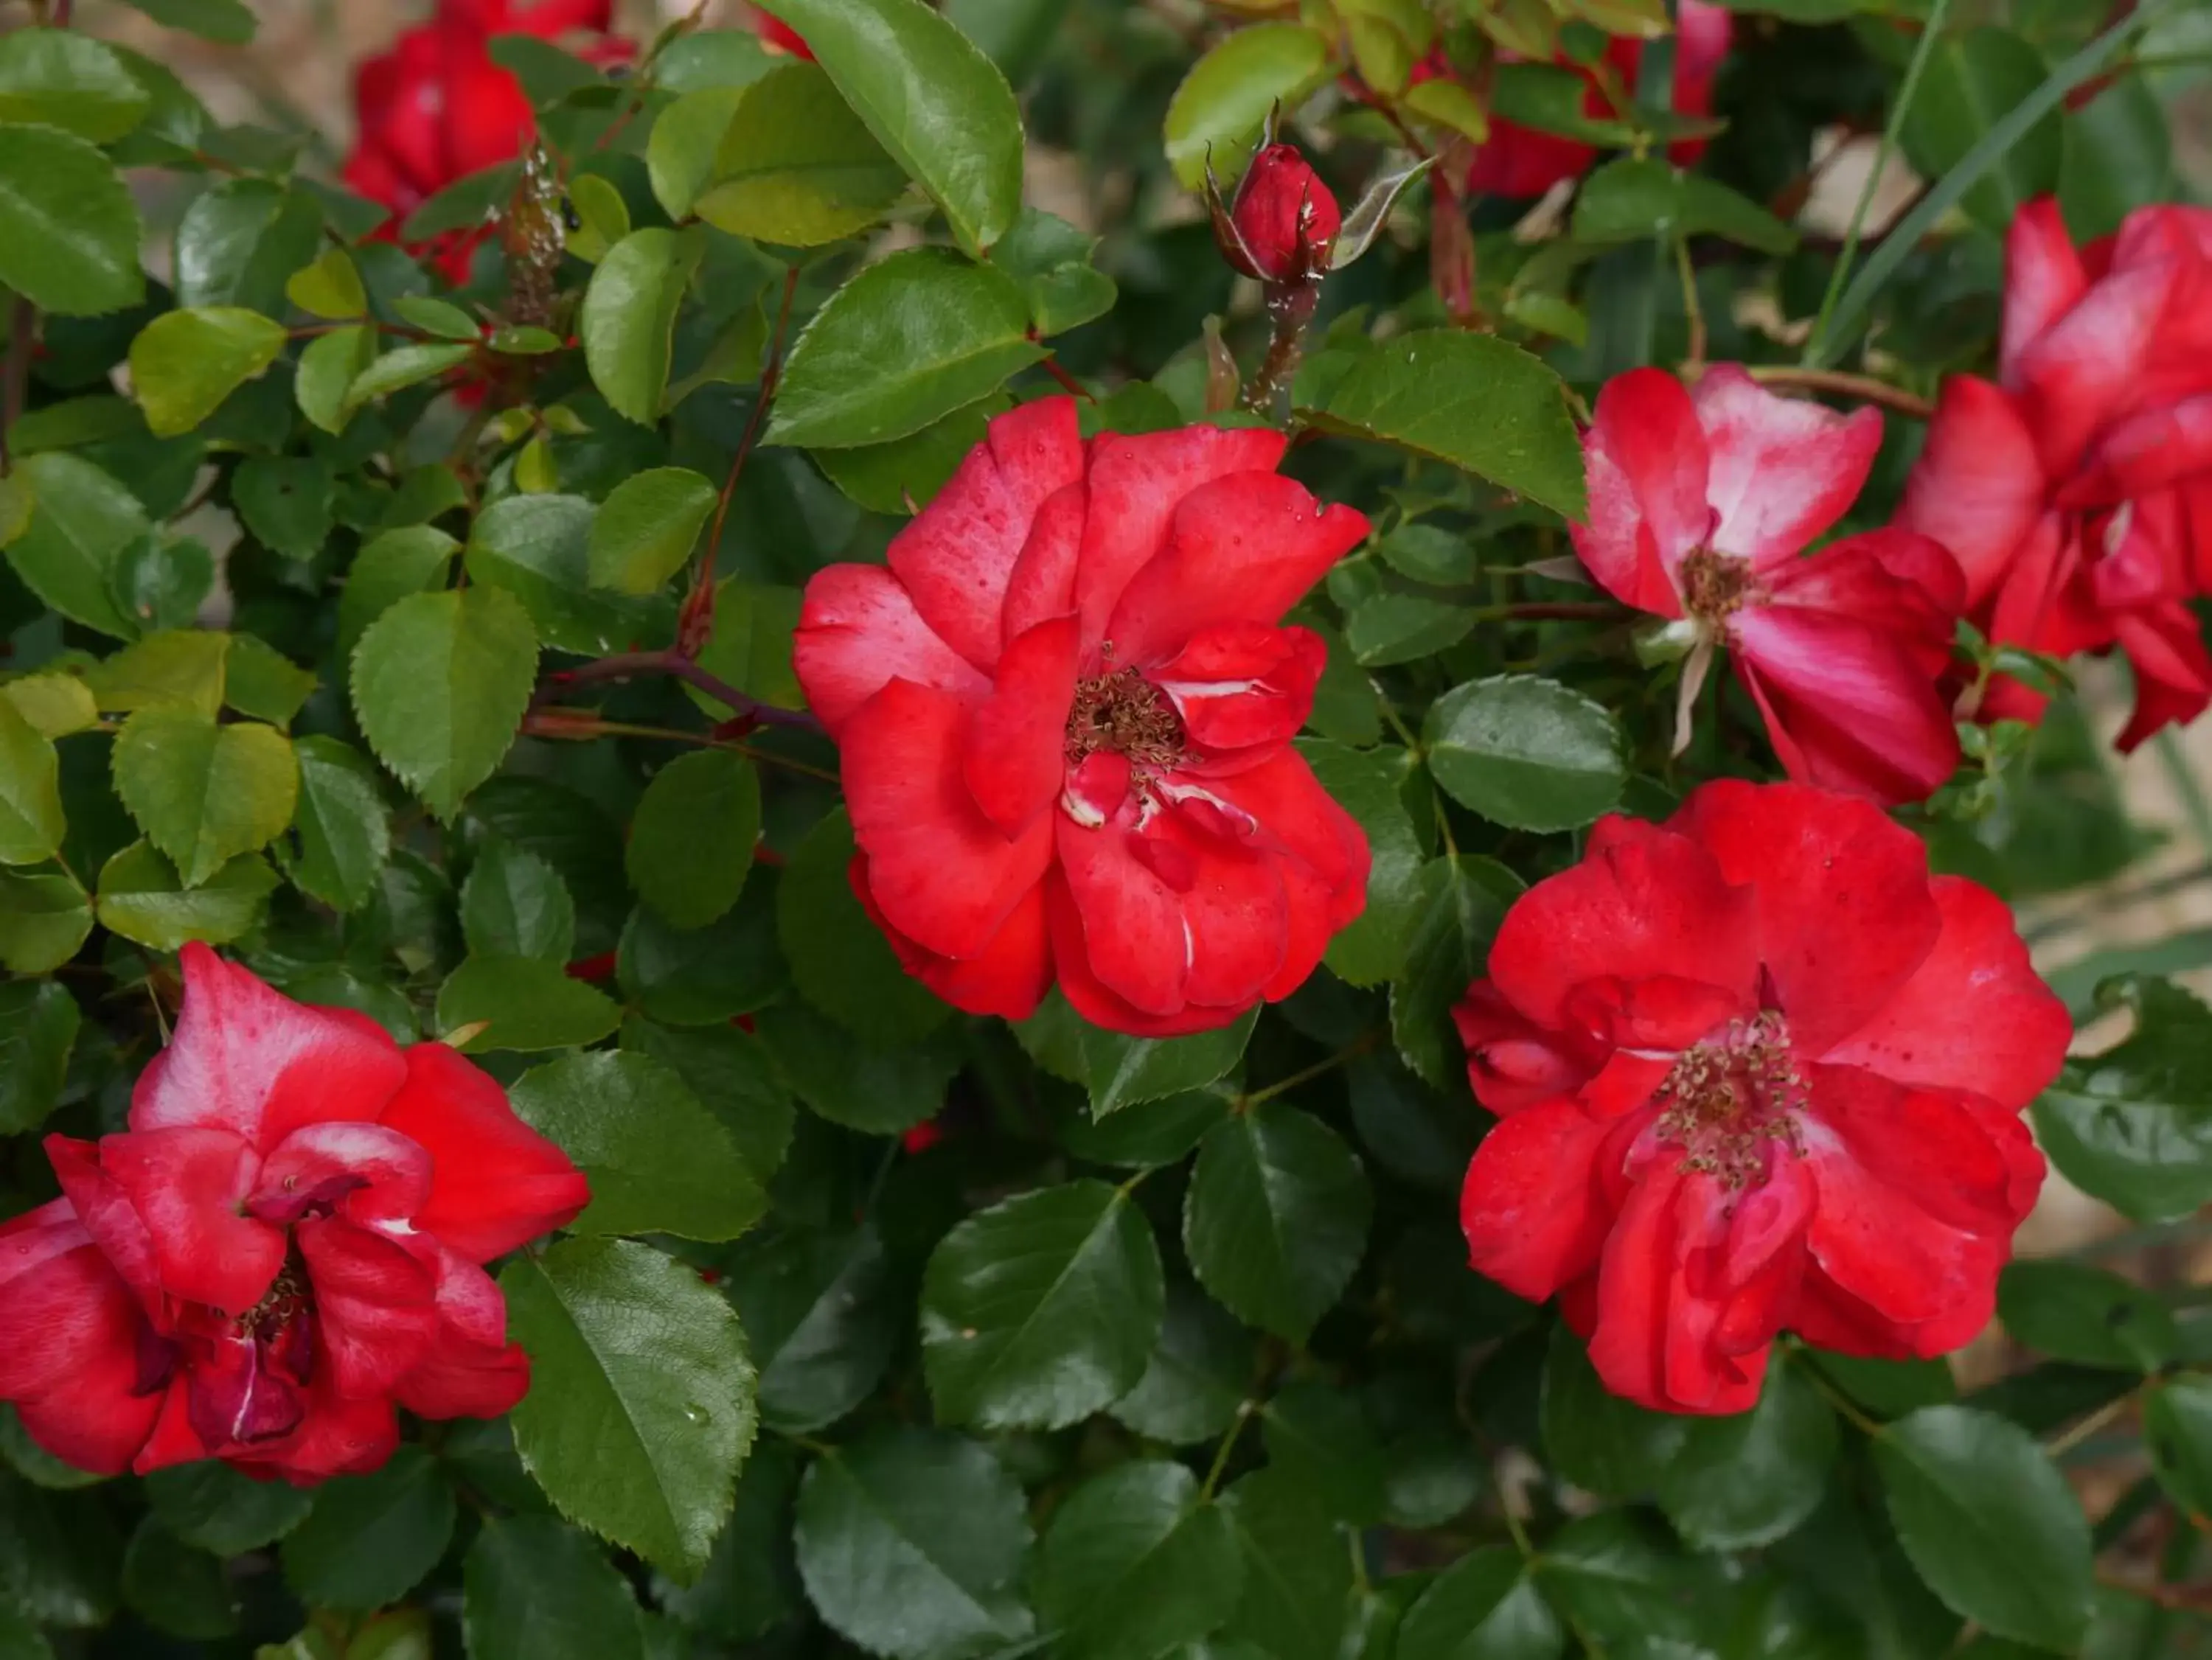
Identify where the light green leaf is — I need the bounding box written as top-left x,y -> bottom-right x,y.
588,467 -> 717,596
1184,1104 -> 1371,1342
921,1180 -> 1166,1431
436,954 -> 621,1053
0,674 -> 97,739
129,307 -> 288,438
350,585 -> 538,820
223,635 -> 316,727
754,0 -> 1023,256
83,630 -> 228,717
647,85 -> 745,220
501,1238 -> 758,1583
627,749 -> 759,929
581,227 -> 705,426
95,840 -> 276,950
343,342 -> 476,413
284,245 -> 366,319
1425,674 -> 1626,832
336,526 -> 458,660
296,324 -> 375,436
0,697 -> 63,866
695,61 -> 907,246
0,31 -> 150,142
1163,23 -> 1337,189
0,123 -> 143,315
0,868 -> 94,972
111,709 -> 297,887
768,246 -> 1043,449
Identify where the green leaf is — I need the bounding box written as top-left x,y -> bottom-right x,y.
777,805 -> 951,1043
1391,856 -> 1518,1089
350,585 -> 538,820
563,172 -> 631,265
0,31 -> 150,142
233,454 -> 335,561
116,0 -> 257,41
1218,1470 -> 1352,1660
654,28 -> 777,94
465,1516 -> 645,1660
128,307 -> 288,439
726,1224 -> 898,1434
285,245 -> 366,319
175,178 -> 321,317
7,452 -> 147,639
1425,674 -> 1627,832
83,630 -> 227,719
1375,525 -> 1478,586
403,161 -> 520,242
812,394 -> 1009,515
921,1179 -> 1166,1431
2144,1373 -> 2212,1524
990,209 -> 1116,336
582,227 -> 705,426
282,1448 -> 456,1614
1997,1259 -> 2177,1372
0,868 -> 94,972
1184,1103 -> 1371,1342
1571,158 -> 1798,254
1064,1087 -> 1233,1171
1301,740 -> 1422,986
619,881 -> 786,1028
695,62 -> 907,246
392,294 -> 481,341
121,1521 -> 234,1642
588,467 -> 717,596
502,1238 -> 759,1583
1872,1405 -> 2093,1651
296,324 -> 376,436
2031,977 -> 2212,1222
647,86 -> 745,220
1540,1325 -> 1686,1499
342,343 -> 476,413
1300,332 -> 1586,518
223,635 -> 315,728
338,526 -> 459,660
0,124 -> 143,316
1345,593 -> 1475,669
510,1050 -> 766,1241
1109,1279 -> 1254,1445
1899,28 -> 2064,233
1396,1546 -> 1562,1660
754,0 -> 1023,257
437,954 -> 621,1052
615,1025 -> 784,1198
282,735 -> 389,913
793,1427 -> 1035,1659
1658,1360 -> 1838,1550
95,840 -> 276,949
111,709 -> 297,887
653,1436 -> 802,1643
754,997 -> 962,1133
462,839 -> 577,963
145,1461 -> 312,1556
1163,22 -> 1337,189
0,1608 -> 47,1660
0,674 -> 97,739
1034,1461 -> 1244,1660
627,750 -> 758,929
768,247 -> 1044,449
1020,995 -> 1259,1118
1262,1381 -> 1388,1525
0,978 -> 77,1135
0,697 -> 63,866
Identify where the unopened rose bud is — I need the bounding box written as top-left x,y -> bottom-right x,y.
1220,144 -> 1340,282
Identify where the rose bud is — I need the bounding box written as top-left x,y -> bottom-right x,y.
1217,144 -> 1341,282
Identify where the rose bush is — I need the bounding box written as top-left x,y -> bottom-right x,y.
0,0 -> 2209,1655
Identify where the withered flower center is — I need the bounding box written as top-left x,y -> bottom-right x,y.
1653,1011 -> 1809,1191
1065,666 -> 1187,770
1679,546 -> 1759,622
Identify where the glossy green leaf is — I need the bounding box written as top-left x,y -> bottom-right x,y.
0,31 -> 149,142
502,1238 -> 759,1583
647,85 -> 745,220
1391,856 -> 1518,1089
111,709 -> 297,887
1658,1360 -> 1838,1549
95,840 -> 275,950
1300,739 -> 1423,986
1033,1461 -> 1243,1660
1109,1280 -> 1254,1445
296,324 -> 376,436
1396,1546 -> 1562,1660
776,806 -> 951,1043
627,749 -> 759,929
1997,1259 -> 2177,1372
462,840 -> 576,963
7,452 -> 147,639
1163,23 -> 1337,189
582,227 -> 705,425
726,1225 -> 898,1434
175,178 -> 320,316
145,1460 -> 312,1557
2033,976 -> 2212,1222
437,954 -> 621,1053
754,997 -> 961,1133
990,208 -> 1116,335
695,62 -> 907,246
464,1517 -> 645,1660
754,0 -> 1023,256
1184,1103 -> 1371,1342
1426,674 -> 1627,832
128,307 -> 288,439
0,697 -> 63,867
793,1428 -> 1035,1659
0,979 -> 77,1136
510,1050 -> 766,1241
342,343 -> 476,413
922,1179 -> 1166,1430
282,735 -> 389,913
350,586 -> 538,820
588,467 -> 717,595
337,526 -> 458,660
768,248 -> 1043,449
282,1448 -> 456,1614
0,868 -> 94,972
0,124 -> 143,316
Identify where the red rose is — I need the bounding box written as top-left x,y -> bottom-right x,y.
1222,144 -> 1342,282
341,0 -> 630,282
1897,199 -> 2212,750
793,397 -> 1372,1037
1460,0 -> 1731,199
1455,781 -> 2067,1414
0,946 -> 588,1482
1575,365 -> 1966,804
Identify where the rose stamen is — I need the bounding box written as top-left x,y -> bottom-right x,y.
1065,665 -> 1187,771
1652,1011 -> 1809,1190
1678,546 -> 1760,621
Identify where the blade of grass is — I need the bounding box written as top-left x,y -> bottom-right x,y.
1807,0 -> 2174,368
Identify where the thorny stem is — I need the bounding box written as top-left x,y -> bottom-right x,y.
679,265 -> 802,656
1740,365 -> 1935,420
1241,277 -> 1322,419
531,650 -> 823,734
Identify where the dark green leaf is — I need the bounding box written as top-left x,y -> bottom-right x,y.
628,750 -> 758,929
754,0 -> 1024,257
0,697 -> 63,866
726,1224 -> 898,1434
2144,1373 -> 2212,1524
1300,740 -> 1422,986
776,806 -> 950,1043
350,585 -> 538,820
582,227 -> 706,426
403,161 -> 521,241
233,454 -> 335,560
0,979 -> 77,1135
281,1448 -> 456,1614
462,839 -> 577,963
464,1516 -> 645,1660
0,124 -> 142,316
1345,593 -> 1476,669
1873,1405 -> 2093,1650
754,995 -> 961,1133
1397,1546 -> 1563,1660
502,1238 -> 759,1583
145,1460 -> 313,1556
1997,1259 -> 2177,1372
793,1427 -> 1035,1659
811,395 -> 1008,515
1390,856 -> 1517,1089
1899,28 -> 2065,232
621,1016 -> 796,1191
7,452 -> 147,639
1425,674 -> 1626,832
120,1521 -> 234,1641
1658,1360 -> 1837,1549
1540,1325 -> 1686,1499
1033,1461 -> 1243,1660
990,209 -> 1116,335
619,880 -> 786,1028
0,1474 -> 119,1628
1184,1103 -> 1371,1342
2033,977 -> 2212,1222
653,1436 -> 803,1643
1571,158 -> 1798,254
1109,1279 -> 1255,1445
922,1180 -> 1165,1431
1217,1470 -> 1350,1660
768,248 -> 1044,449
175,178 -> 321,317
437,954 -> 621,1053
115,0 -> 257,41
1262,1381 -> 1388,1525
510,1050 -> 766,1241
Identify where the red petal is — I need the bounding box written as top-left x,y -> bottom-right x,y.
2011,257 -> 2180,478
45,1134 -> 164,1319
1668,781 -> 1941,1056
1052,810 -> 1193,1017
438,49 -> 536,180
0,1204 -> 165,1475
1452,983 -> 1600,1114
2000,198 -> 2089,384
1575,367 -> 1711,614
1152,624 -> 1326,756
1486,814 -> 1759,1046
963,615 -> 1080,837
1001,481 -> 1089,646
248,1122 -> 433,1228
1458,1099 -> 1616,1300
794,563 -> 989,733
850,854 -> 1051,1021
1073,425 -> 1289,655
1044,872 -> 1247,1037
886,397 -> 1086,671
1821,876 -> 2069,1109
1691,366 -> 1882,568
97,1127 -> 287,1317
1203,748 -> 1368,928
2059,393 -> 2212,509
1102,474 -> 1368,667
394,1245 -> 531,1419
132,944 -> 408,1151
1896,376 -> 2048,608
242,1375 -> 399,1484
843,677 -> 1055,958
296,1218 -> 441,1400
377,1043 -> 589,1263
2111,601 -> 2212,751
